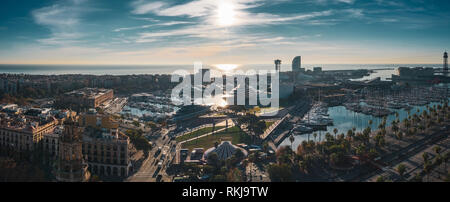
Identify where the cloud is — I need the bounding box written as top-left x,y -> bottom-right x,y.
131,1 -> 166,15
315,0 -> 356,5
337,0 -> 355,4
344,8 -> 364,18
114,21 -> 194,32
130,0 -> 334,46
32,0 -> 92,45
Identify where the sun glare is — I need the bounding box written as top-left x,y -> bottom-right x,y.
215,64 -> 239,71
217,3 -> 236,27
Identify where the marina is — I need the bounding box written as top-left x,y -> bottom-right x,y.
280,98 -> 448,150
121,94 -> 180,121
280,83 -> 450,150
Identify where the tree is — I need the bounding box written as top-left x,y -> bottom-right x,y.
443,152 -> 449,171
423,162 -> 431,182
422,152 -> 429,164
207,152 -> 221,169
376,176 -> 386,182
276,146 -> 294,164
392,120 -> 399,134
368,148 -> 379,159
237,113 -> 266,143
374,133 -> 385,148
267,163 -> 293,182
226,167 -> 243,182
433,146 -> 441,156
233,149 -> 245,163
411,173 -> 422,182
396,131 -> 403,140
125,129 -> 152,154
333,128 -> 338,138
346,130 -> 353,141
396,164 -> 406,180
434,156 -> 443,178
289,135 -> 295,149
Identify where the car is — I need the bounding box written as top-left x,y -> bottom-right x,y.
154,147 -> 162,157
157,161 -> 163,169
156,174 -> 162,182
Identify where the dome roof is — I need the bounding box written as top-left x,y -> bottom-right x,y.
204,141 -> 248,160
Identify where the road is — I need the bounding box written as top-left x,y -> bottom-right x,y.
246,162 -> 270,182
353,127 -> 450,182
126,127 -> 176,182
367,134 -> 449,182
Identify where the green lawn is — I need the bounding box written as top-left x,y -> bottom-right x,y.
181,126 -> 252,152
176,126 -> 226,142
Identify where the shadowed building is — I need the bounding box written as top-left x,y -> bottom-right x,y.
292,56 -> 304,73
0,114 -> 57,152
80,111 -> 131,177
55,88 -> 113,110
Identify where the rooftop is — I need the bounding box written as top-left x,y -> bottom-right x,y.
64,88 -> 112,99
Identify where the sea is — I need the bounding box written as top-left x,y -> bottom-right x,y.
0,64 -> 441,76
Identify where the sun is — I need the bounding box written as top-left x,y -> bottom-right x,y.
215,64 -> 238,71
217,3 -> 236,27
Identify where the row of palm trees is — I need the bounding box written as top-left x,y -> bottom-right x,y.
376,100 -> 450,182
418,146 -> 450,182
280,100 -> 449,181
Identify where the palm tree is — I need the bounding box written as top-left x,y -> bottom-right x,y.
422,152 -> 429,164
396,131 -> 403,140
411,173 -> 422,182
392,120 -> 398,135
396,164 -> 406,180
434,156 -> 443,178
433,146 -> 441,156
376,176 -> 386,182
289,135 -> 295,149
443,152 -> 449,171
347,130 -> 353,141
313,133 -> 317,142
333,128 -> 338,139
423,163 -> 431,182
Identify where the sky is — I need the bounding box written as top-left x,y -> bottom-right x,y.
0,0 -> 449,65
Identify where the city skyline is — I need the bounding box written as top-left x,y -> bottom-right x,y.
0,0 -> 450,65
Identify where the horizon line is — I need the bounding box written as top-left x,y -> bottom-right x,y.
0,63 -> 443,66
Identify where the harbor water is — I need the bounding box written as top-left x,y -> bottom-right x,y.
279,100 -> 445,150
